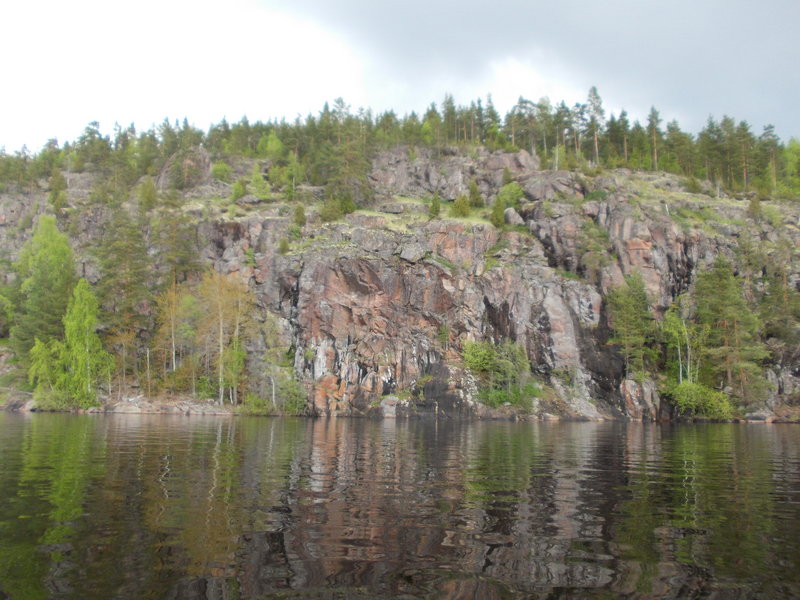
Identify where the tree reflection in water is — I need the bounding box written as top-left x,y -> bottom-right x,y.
0,414 -> 798,599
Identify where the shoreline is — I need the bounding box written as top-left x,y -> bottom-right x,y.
3,390 -> 799,423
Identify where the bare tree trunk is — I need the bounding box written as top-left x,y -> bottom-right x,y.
218,306 -> 224,406
146,348 -> 151,398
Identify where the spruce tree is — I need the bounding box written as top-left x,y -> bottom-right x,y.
694,258 -> 767,399
468,178 -> 483,207
606,272 -> 655,378
10,216 -> 76,364
293,203 -> 307,228
429,191 -> 441,218
153,203 -> 201,284
490,196 -> 506,228
96,207 -> 152,332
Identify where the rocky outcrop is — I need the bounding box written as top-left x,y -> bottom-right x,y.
3,148 -> 800,420
369,146 -> 539,201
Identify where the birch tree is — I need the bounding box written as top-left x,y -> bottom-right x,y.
197,271 -> 254,405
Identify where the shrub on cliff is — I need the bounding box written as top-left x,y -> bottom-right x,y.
463,340 -> 540,409
211,161 -> 232,182
428,191 -> 441,218
670,381 -> 732,420
449,194 -> 471,218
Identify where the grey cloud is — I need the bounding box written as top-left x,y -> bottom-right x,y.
266,0 -> 799,137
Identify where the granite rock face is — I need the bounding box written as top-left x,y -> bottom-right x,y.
3,148 -> 800,420
369,146 -> 539,202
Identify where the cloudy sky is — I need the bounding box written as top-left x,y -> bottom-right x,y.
2,0 -> 798,152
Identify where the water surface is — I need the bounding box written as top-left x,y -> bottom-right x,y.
0,414 -> 798,599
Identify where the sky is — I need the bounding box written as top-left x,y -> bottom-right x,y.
2,0 -> 798,152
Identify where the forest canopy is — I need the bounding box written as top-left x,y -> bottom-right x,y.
1,90 -> 798,201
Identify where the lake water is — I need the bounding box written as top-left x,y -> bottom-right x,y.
0,414 -> 798,599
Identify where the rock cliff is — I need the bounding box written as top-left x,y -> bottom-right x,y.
2,147 -> 799,419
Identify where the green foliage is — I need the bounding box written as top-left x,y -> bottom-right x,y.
429,191 -> 441,218
10,216 -> 76,364
606,272 -> 656,379
759,245 -> 800,348
222,337 -> 246,395
137,176 -> 158,212
282,383 -> 307,414
245,248 -> 256,267
480,383 -> 541,408
28,337 -> 59,393
250,163 -> 271,200
95,207 -> 151,333
583,190 -> 608,202
463,340 -> 496,374
490,196 -> 506,228
57,280 -> 114,408
578,220 -> 612,281
239,374 -> 305,415
746,197 -> 762,221
449,194 -> 471,218
319,197 -> 343,222
6,96 -> 800,416
47,169 -> 67,208
463,339 -> 538,409
437,323 -> 450,349
151,197 -> 201,284
694,258 -> 767,400
661,293 -> 707,386
211,161 -> 232,182
468,178 -> 483,207
670,381 -> 733,419
339,195 -> 357,215
0,293 -> 12,338
278,238 -> 290,254
259,130 -> 285,162
433,255 -> 458,275
761,204 -> 782,228
167,149 -> 205,190
685,176 -> 703,194
29,280 -> 113,409
230,178 -> 247,201
196,376 -> 215,400
2,92 -> 799,212
496,182 -> 524,210
287,223 -> 301,240
293,203 -> 307,228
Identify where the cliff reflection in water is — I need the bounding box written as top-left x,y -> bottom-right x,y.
0,414 -> 798,599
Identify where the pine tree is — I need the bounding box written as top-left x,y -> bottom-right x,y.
647,107 -> 662,170
137,175 -> 158,212
586,87 -> 605,165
